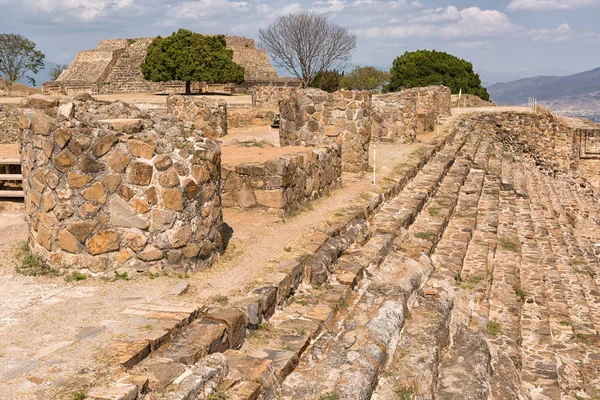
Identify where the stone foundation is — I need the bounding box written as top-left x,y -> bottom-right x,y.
20,96 -> 223,274
167,95 -> 227,138
222,145 -> 342,216
372,86 -> 451,143
279,89 -> 372,173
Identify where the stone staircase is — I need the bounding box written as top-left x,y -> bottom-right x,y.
86,115 -> 600,400
102,39 -> 162,94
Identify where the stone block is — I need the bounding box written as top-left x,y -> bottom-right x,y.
205,309 -> 247,350
87,230 -> 120,255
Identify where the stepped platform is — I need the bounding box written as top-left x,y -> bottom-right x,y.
3,106 -> 600,400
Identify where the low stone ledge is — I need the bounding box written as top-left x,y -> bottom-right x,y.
167,95 -> 227,138
221,144 -> 342,216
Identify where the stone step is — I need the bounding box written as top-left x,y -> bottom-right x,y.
372,281 -> 453,399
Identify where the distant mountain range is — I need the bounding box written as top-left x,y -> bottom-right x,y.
488,68 -> 600,123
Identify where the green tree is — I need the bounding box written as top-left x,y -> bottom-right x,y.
341,66 -> 389,92
0,33 -> 45,96
142,29 -> 244,94
310,70 -> 343,93
386,50 -> 489,101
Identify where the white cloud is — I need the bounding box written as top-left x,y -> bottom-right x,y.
358,6 -> 515,39
455,41 -> 486,49
508,0 -> 600,10
29,0 -> 133,20
527,23 -> 572,41
170,0 -> 251,19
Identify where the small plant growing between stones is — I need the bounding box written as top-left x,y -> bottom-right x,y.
428,207 -> 440,216
576,333 -> 595,346
487,319 -> 501,337
114,271 -> 129,281
513,285 -> 525,302
559,320 -> 572,327
460,275 -> 483,290
146,271 -> 161,279
15,242 -> 58,277
65,272 -> 87,282
73,391 -> 86,400
395,387 -> 413,400
415,231 -> 436,241
500,238 -> 518,252
319,393 -> 340,400
211,295 -> 229,306
284,246 -> 292,252
207,387 -> 228,400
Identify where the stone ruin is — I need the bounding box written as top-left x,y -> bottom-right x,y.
19,95 -> 223,273
166,95 -> 228,138
451,93 -> 495,107
42,36 -> 288,95
278,86 -> 452,172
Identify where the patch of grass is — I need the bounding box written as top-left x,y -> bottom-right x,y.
284,246 -> 292,252
559,320 -> 572,327
319,394 -> 340,400
514,285 -> 525,302
296,298 -> 308,306
489,153 -> 497,159
423,310 -> 440,319
500,238 -> 518,252
576,333 -> 595,345
334,212 -> 344,217
220,243 -> 241,263
73,392 -> 86,400
460,275 -> 483,290
15,242 -> 58,277
395,387 -> 413,400
65,272 -> 87,282
285,203 -> 314,220
414,231 -> 436,241
207,387 -> 228,400
283,345 -> 294,351
487,319 -> 502,337
428,207 -> 440,216
211,295 -> 229,306
114,271 -> 129,281
146,271 -> 161,279
238,140 -> 264,148
359,192 -> 372,201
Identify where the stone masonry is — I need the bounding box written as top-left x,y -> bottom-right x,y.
279,89 -> 372,173
167,95 -> 227,138
0,104 -> 19,143
451,94 -> 495,108
252,86 -> 297,108
372,86 -> 451,143
222,144 -> 342,216
43,36 -> 278,95
19,95 -> 223,274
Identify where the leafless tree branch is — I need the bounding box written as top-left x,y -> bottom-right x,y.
259,11 -> 356,87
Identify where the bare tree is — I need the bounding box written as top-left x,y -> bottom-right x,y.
0,33 -> 45,96
49,64 -> 68,81
259,12 -> 356,87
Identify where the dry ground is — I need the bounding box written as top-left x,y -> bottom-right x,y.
0,105 -> 530,399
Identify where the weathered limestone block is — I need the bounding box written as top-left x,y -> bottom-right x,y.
252,86 -> 297,108
167,95 -> 227,138
279,89 -> 372,173
20,96 -> 223,274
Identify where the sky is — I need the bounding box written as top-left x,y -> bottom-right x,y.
1,0 -> 599,84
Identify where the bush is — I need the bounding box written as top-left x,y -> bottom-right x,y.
340,66 -> 389,92
386,50 -> 489,101
311,70 -> 343,93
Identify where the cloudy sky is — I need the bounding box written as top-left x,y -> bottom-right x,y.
1,0 -> 599,83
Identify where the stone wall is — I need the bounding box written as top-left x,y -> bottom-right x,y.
372,86 -> 451,143
222,145 -> 341,216
0,104 -> 20,144
20,96 -> 223,274
45,36 -> 279,95
479,111 -> 574,173
452,94 -> 495,108
279,89 -> 372,173
167,95 -> 227,138
227,106 -> 276,129
252,87 -> 297,108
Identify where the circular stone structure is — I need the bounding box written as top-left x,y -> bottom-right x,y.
20,96 -> 223,274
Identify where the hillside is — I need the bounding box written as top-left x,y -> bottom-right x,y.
0,79 -> 42,96
488,68 -> 600,121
